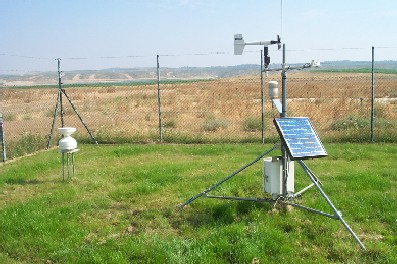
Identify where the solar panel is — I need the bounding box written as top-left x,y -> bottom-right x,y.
273,117 -> 327,160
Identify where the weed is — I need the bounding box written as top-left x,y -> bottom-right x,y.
330,115 -> 370,130
202,115 -> 229,132
163,118 -> 177,128
243,116 -> 262,132
6,133 -> 47,159
2,113 -> 16,121
330,115 -> 397,134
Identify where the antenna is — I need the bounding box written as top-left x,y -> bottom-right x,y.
281,0 -> 283,42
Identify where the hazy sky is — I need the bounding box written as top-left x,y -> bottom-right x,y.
1,0 -> 396,73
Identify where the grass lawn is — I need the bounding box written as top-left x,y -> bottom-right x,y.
0,143 -> 396,263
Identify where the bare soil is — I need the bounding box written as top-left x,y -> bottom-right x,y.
1,72 -> 396,142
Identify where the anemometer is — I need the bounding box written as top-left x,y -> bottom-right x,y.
234,34 -> 281,70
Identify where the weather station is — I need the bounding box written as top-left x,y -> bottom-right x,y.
178,34 -> 366,250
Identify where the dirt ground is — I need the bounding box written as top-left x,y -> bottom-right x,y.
1,72 -> 397,142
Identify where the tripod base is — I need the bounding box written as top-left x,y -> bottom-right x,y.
60,149 -> 78,180
178,146 -> 366,250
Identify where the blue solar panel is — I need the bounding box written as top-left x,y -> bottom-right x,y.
273,117 -> 327,160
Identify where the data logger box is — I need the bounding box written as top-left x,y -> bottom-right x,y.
263,156 -> 294,198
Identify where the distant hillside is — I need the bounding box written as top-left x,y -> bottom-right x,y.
0,65 -> 262,86
319,60 -> 397,70
1,61 -> 396,87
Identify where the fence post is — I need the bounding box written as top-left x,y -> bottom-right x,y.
0,113 -> 6,162
371,46 -> 375,143
157,55 -> 163,142
260,49 -> 265,144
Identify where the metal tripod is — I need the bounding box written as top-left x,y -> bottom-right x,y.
177,144 -> 365,250
47,58 -> 98,148
178,44 -> 366,250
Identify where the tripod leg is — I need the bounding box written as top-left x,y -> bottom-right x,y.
72,152 -> 75,177
62,152 -> 65,181
177,145 -> 277,209
47,89 -> 61,148
67,152 -> 70,179
297,160 -> 366,250
61,89 -> 98,144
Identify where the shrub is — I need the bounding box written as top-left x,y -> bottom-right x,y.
243,116 -> 262,132
373,103 -> 387,119
6,133 -> 47,159
2,113 -> 16,121
330,116 -> 370,131
374,118 -> 397,129
202,116 -> 229,132
162,113 -> 178,128
163,118 -> 177,128
331,115 -> 397,131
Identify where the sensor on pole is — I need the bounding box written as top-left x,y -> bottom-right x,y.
234,34 -> 281,55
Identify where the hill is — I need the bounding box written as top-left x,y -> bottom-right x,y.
1,61 -> 396,86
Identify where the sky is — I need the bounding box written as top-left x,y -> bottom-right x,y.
1,0 -> 397,73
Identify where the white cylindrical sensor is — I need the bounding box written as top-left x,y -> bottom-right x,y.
58,127 -> 77,151
268,81 -> 278,99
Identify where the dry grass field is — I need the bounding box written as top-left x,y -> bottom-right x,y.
1,71 -> 397,147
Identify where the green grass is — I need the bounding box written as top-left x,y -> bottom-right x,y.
5,133 -> 48,160
1,143 -> 396,263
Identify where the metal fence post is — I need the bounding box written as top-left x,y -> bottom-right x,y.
157,55 -> 163,142
261,49 -> 265,144
0,113 -> 6,162
371,46 -> 375,143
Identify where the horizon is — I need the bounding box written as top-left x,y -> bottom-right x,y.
1,59 -> 396,76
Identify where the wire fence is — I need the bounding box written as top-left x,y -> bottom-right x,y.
1,48 -> 397,161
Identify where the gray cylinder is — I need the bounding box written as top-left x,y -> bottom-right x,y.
268,81 -> 278,99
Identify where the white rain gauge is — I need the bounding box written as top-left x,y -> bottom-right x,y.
178,34 -> 366,250
58,127 -> 78,180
